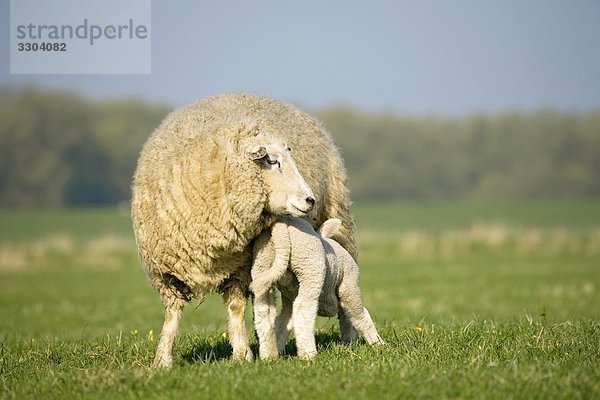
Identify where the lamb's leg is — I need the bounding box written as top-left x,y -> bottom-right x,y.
223,284 -> 253,361
153,296 -> 185,369
354,307 -> 384,345
292,282 -> 321,359
338,279 -> 384,345
253,288 -> 279,360
275,291 -> 294,353
338,309 -> 358,343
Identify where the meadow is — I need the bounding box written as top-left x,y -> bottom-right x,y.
0,201 -> 599,399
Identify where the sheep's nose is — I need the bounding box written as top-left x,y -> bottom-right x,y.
306,196 -> 316,208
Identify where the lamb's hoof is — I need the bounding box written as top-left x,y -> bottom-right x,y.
340,334 -> 359,343
369,334 -> 386,346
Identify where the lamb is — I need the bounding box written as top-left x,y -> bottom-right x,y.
131,93 -> 357,368
250,216 -> 384,360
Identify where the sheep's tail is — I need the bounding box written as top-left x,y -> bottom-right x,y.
250,221 -> 291,295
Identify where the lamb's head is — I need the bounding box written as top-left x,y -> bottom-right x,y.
243,129 -> 315,218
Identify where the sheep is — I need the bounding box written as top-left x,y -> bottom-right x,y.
250,216 -> 384,360
131,93 -> 357,368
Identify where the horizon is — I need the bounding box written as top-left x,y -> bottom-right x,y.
2,0 -> 600,116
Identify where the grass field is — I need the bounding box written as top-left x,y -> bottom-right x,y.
1,201 -> 599,399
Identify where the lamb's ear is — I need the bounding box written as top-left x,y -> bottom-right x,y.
247,145 -> 267,160
318,218 -> 342,238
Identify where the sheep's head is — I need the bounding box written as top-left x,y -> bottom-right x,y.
243,128 -> 315,218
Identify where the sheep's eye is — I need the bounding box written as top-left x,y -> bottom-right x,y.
286,147 -> 291,152
266,158 -> 280,167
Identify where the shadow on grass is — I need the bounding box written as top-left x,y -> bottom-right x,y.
181,330 -> 342,364
272,330 -> 343,358
181,338 -> 233,364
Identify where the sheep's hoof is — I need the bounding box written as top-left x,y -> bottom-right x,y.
232,348 -> 254,362
297,351 -> 317,361
259,350 -> 279,361
151,356 -> 173,370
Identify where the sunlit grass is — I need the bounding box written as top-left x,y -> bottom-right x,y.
0,201 -> 599,398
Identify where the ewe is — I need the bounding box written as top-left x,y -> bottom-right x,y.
251,216 -> 384,360
131,94 -> 356,368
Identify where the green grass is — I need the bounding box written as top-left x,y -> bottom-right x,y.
0,207 -> 133,243
1,200 -> 599,399
352,199 -> 600,232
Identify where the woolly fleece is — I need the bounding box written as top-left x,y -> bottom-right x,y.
131,93 -> 356,367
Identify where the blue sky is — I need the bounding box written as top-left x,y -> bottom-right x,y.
2,0 -> 600,115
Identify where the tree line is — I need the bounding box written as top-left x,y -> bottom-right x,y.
322,107 -> 599,201
0,87 -> 169,206
0,86 -> 598,207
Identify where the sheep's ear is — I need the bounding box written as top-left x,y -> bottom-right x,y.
318,218 -> 342,238
247,145 -> 267,160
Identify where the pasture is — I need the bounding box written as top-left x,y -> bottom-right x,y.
1,201 -> 599,399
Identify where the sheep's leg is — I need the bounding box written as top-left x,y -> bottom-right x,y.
153,297 -> 185,369
253,288 -> 279,360
338,308 -> 358,343
223,285 -> 253,361
275,291 -> 294,353
338,279 -> 384,345
292,282 -> 321,360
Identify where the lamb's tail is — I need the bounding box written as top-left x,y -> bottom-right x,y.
250,221 -> 291,295
317,218 -> 342,239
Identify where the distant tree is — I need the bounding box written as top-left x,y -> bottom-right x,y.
0,86 -> 169,207
0,86 -> 598,207
90,100 -> 170,203
0,87 -> 91,206
317,107 -> 600,202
